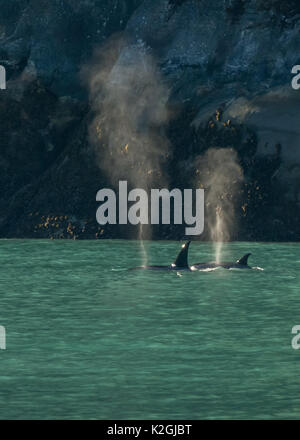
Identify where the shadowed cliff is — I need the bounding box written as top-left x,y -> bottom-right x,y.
0,0 -> 299,240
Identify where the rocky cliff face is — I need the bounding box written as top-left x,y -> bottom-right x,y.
0,0 -> 299,240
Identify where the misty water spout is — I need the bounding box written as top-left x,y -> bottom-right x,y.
84,38 -> 173,264
212,206 -> 223,264
195,148 -> 244,262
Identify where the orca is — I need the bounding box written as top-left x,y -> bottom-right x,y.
131,241 -> 191,271
191,253 -> 252,270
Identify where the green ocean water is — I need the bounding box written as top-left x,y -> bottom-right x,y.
0,239 -> 299,420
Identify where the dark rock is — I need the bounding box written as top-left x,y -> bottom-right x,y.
0,0 -> 299,240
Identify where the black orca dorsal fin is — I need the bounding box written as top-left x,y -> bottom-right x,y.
173,241 -> 191,268
237,253 -> 251,265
